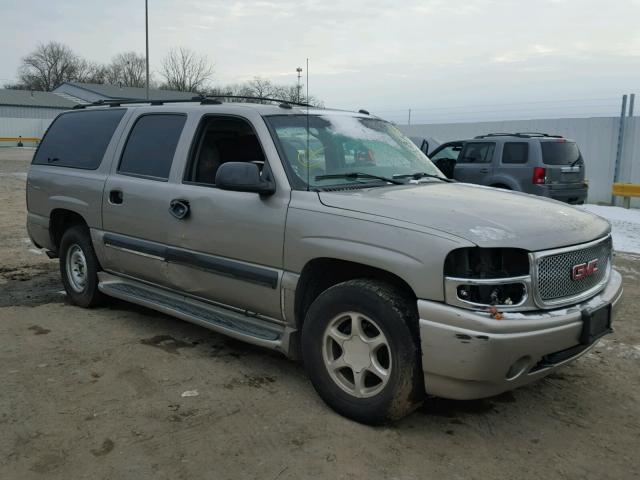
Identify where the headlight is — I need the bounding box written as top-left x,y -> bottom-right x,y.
444,248 -> 535,311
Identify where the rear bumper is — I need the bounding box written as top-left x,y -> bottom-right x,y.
417,269 -> 622,400
534,184 -> 588,204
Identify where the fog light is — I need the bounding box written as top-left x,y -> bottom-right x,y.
506,356 -> 531,380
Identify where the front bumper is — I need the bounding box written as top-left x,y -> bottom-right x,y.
418,269 -> 623,400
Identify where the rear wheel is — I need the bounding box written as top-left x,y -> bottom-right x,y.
302,279 -> 423,424
59,225 -> 104,307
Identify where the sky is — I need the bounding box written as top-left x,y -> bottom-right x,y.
1,0 -> 639,123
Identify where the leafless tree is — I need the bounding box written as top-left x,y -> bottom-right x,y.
17,41 -> 83,91
159,47 -> 213,92
247,77 -> 275,99
206,79 -> 323,106
74,59 -> 107,84
103,52 -> 147,87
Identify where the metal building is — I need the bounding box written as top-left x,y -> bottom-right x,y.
0,89 -> 77,145
53,82 -> 195,103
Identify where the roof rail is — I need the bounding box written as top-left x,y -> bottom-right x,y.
514,132 -> 563,138
203,95 -> 313,108
474,132 -> 564,139
72,97 -> 214,109
473,133 -> 515,138
72,95 -> 314,109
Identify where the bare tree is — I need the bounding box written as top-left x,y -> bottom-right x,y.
206,79 -> 324,106
247,77 -> 275,99
102,52 -> 147,87
74,59 -> 107,84
160,47 -> 213,92
17,42 -> 83,91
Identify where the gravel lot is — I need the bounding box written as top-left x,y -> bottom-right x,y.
1,148 -> 639,479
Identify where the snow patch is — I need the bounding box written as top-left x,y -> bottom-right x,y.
578,205 -> 640,254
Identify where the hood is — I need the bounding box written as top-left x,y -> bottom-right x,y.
318,183 -> 610,251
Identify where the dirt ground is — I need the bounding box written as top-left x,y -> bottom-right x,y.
1,147 -> 639,480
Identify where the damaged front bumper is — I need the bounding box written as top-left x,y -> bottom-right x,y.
417,269 -> 623,400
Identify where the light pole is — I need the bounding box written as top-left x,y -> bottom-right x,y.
296,67 -> 303,102
145,0 -> 150,99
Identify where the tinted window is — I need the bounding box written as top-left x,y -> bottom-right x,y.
502,142 -> 529,164
119,114 -> 186,179
541,141 -> 581,165
33,109 -> 125,169
458,142 -> 495,164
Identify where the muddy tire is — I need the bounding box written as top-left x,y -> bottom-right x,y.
301,279 -> 424,424
59,225 -> 104,308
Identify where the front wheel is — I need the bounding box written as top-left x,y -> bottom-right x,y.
302,279 -> 423,424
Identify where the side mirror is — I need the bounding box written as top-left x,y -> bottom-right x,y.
215,162 -> 275,195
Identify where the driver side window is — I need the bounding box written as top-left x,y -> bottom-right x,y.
184,116 -> 266,186
458,142 -> 495,164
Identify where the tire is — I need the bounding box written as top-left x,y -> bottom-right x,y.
301,279 -> 423,424
59,225 -> 105,308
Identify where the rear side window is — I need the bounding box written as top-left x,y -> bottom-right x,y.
33,109 -> 126,169
541,141 -> 581,165
119,114 -> 186,180
502,142 -> 528,164
458,142 -> 494,164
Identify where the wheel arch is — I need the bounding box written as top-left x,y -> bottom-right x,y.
293,257 -> 418,331
49,208 -> 89,253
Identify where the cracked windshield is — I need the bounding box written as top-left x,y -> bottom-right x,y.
267,115 -> 443,188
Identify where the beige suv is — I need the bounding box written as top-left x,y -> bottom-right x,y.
26,98 -> 622,424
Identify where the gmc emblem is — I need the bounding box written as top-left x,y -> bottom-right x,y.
571,259 -> 599,281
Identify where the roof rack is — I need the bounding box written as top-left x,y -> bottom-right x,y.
204,95 -> 312,108
72,95 -> 313,109
474,132 -> 564,139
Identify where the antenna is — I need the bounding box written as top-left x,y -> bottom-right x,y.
306,58 -> 310,192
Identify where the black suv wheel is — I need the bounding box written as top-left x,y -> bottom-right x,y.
59,225 -> 104,307
301,279 -> 423,424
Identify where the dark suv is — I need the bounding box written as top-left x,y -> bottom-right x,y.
429,133 -> 588,204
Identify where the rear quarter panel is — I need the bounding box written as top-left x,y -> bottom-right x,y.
26,109 -> 133,250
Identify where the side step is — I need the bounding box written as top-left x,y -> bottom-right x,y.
98,272 -> 290,354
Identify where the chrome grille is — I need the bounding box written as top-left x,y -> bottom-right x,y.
536,237 -> 612,303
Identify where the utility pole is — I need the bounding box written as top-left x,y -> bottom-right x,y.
296,67 -> 303,102
612,94 -> 628,204
145,0 -> 150,100
408,108 -> 411,125
629,93 -> 635,117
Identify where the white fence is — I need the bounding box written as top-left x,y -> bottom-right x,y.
400,116 -> 640,206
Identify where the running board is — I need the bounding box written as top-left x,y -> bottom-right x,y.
98,272 -> 290,354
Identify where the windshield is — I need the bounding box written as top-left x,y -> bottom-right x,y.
541,141 -> 581,165
265,114 -> 443,188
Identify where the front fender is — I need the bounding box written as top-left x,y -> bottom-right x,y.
283,192 -> 472,300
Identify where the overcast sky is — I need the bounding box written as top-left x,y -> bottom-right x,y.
1,0 -> 639,123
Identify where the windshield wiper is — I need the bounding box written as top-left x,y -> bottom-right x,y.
393,172 -> 454,183
569,157 -> 582,168
315,172 -> 405,185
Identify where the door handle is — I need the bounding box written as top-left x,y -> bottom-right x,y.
479,168 -> 490,173
169,199 -> 190,219
109,190 -> 123,204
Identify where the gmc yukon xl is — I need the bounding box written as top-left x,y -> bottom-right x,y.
26,99 -> 623,424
